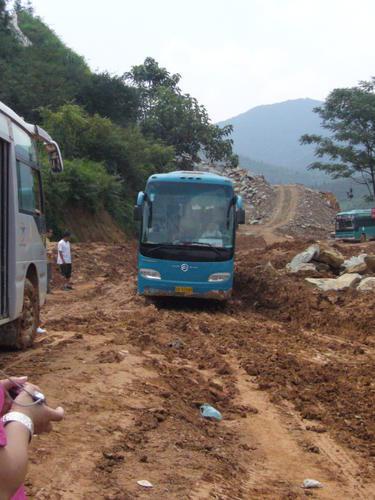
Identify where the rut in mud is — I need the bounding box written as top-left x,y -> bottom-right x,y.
1,234 -> 375,499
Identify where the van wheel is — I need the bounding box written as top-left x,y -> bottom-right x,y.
360,233 -> 367,243
0,279 -> 39,350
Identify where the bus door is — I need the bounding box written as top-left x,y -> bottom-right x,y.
0,139 -> 9,318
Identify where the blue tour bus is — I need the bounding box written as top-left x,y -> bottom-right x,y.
134,171 -> 245,299
335,209 -> 375,241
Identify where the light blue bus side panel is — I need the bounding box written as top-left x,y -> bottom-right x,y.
335,230 -> 357,241
10,151 -> 46,319
15,213 -> 47,316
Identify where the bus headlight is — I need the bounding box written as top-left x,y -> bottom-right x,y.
140,268 -> 161,280
208,272 -> 231,282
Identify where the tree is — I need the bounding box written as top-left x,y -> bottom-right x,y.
0,0 -> 9,27
77,72 -> 139,128
0,9 -> 91,122
301,79 -> 375,199
40,104 -> 175,233
125,58 -> 237,168
14,0 -> 23,12
124,57 -> 180,121
40,104 -> 174,190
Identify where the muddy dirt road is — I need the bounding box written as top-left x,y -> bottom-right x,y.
1,234 -> 375,498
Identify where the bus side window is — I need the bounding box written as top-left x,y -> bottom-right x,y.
16,161 -> 42,215
12,124 -> 37,163
0,113 -> 8,138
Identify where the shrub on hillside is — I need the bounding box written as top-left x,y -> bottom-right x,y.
42,159 -> 125,235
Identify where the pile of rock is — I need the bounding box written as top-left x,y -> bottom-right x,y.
287,244 -> 375,291
223,168 -> 276,224
280,187 -> 336,239
196,163 -> 276,224
199,163 -> 338,237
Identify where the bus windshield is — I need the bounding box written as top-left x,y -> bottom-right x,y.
141,181 -> 235,249
336,216 -> 354,231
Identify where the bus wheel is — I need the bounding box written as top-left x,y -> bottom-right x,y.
360,233 -> 367,243
17,279 -> 39,349
0,279 -> 38,350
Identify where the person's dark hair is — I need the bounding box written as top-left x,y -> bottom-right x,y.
62,231 -> 71,238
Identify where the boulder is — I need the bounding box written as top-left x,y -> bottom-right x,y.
286,244 -> 320,273
357,277 -> 375,291
364,255 -> 375,272
316,246 -> 345,269
289,262 -> 317,274
342,254 -> 368,274
306,273 -> 362,291
345,262 -> 368,274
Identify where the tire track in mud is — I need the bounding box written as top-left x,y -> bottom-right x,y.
1,241 -> 375,499
231,361 -> 373,500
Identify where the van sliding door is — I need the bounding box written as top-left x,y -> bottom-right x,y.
0,139 -> 9,318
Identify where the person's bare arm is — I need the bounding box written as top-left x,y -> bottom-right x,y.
0,382 -> 64,499
0,423 -> 29,499
0,377 -> 29,498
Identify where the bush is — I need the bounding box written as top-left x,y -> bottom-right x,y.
42,158 -> 124,234
40,104 -> 175,235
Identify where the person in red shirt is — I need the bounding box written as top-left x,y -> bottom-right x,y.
0,377 -> 64,499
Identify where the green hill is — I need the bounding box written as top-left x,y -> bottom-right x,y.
0,9 -> 91,122
0,2 -> 236,236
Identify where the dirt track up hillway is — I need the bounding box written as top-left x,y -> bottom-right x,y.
244,184 -> 301,244
1,204 -> 375,498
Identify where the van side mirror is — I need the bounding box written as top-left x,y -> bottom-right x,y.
134,205 -> 142,222
236,208 -> 245,225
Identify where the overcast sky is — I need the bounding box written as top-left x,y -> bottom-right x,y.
30,0 -> 375,122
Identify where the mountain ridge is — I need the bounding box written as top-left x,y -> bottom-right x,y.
222,97 -> 322,123
218,97 -> 324,169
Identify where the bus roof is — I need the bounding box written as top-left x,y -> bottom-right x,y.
336,209 -> 375,217
147,170 -> 233,185
0,100 -> 54,144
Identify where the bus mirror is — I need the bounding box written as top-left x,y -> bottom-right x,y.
134,205 -> 142,222
237,208 -> 245,224
137,191 -> 145,205
46,142 -> 63,173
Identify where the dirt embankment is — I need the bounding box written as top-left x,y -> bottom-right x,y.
61,207 -> 126,243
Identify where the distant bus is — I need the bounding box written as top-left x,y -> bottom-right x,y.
0,101 -> 63,349
335,209 -> 375,242
134,170 -> 245,300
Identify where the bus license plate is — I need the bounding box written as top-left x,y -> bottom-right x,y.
175,286 -> 193,295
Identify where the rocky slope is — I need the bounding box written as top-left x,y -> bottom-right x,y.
198,163 -> 338,239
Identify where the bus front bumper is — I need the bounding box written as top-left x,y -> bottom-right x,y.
335,234 -> 357,241
138,256 -> 234,300
142,286 -> 232,300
